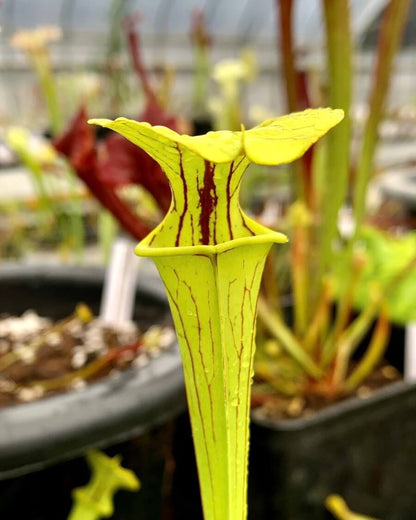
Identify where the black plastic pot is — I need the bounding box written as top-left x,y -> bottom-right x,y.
170,297 -> 410,519
170,377 -> 416,520
0,263 -> 186,479
0,428 -> 174,520
248,380 -> 416,520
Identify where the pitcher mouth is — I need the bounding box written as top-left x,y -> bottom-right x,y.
135,231 -> 288,258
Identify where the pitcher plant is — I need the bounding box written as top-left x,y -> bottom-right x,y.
89,107 -> 343,520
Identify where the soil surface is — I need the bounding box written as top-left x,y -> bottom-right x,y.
251,363 -> 402,421
0,307 -> 174,408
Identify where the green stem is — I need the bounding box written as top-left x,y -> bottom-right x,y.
63,163 -> 85,261
257,296 -> 323,379
332,252 -> 366,342
330,299 -> 380,385
303,277 -> 332,353
260,249 -> 281,314
18,149 -> 54,220
320,0 -> 354,357
352,0 -> 411,236
32,53 -> 62,136
98,209 -> 119,264
290,206 -> 310,336
344,309 -> 391,392
193,45 -> 210,117
318,0 -> 352,278
191,10 -> 211,118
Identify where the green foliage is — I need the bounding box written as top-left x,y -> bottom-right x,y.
256,0 -> 412,401
336,226 -> 416,325
5,127 -> 85,260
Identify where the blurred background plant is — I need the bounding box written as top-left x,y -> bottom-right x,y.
68,450 -> 140,520
326,495 -> 380,520
1,3 -> 184,264
5,24 -> 88,262
9,25 -> 63,136
5,126 -> 86,260
252,0 -> 415,415
209,48 -> 257,131
189,8 -> 212,133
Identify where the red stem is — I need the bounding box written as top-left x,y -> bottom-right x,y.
105,340 -> 143,362
53,106 -> 153,241
276,0 -> 298,113
77,169 -> 152,241
275,0 -> 314,208
125,13 -> 158,106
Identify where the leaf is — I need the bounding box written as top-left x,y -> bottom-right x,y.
335,226 -> 416,324
243,109 -> 344,165
53,103 -> 177,239
89,109 -> 343,250
89,107 -> 343,166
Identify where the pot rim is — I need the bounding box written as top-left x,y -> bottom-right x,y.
251,378 -> 414,432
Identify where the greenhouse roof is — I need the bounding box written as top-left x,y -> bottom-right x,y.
0,0 -> 390,41
1,0 -> 414,69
